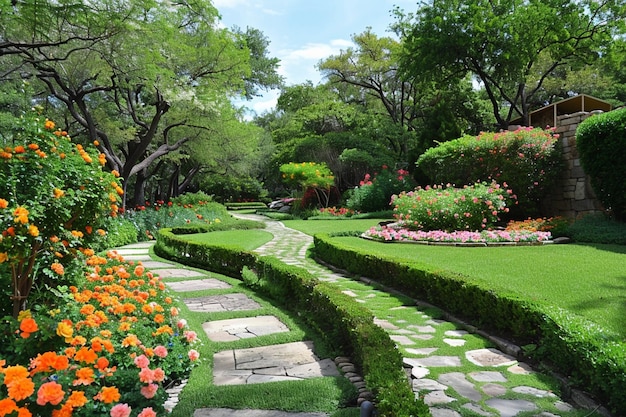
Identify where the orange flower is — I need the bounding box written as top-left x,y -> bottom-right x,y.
80,304 -> 95,315
95,357 -> 109,371
153,314 -> 164,324
27,143 -> 39,150
94,386 -> 120,403
85,225 -> 92,234
13,145 -> 25,153
74,347 -> 97,364
19,317 -> 38,338
36,381 -> 65,406
28,225 -> 39,237
66,390 -> 88,407
0,398 -> 18,416
2,365 -> 29,385
121,334 -> 140,347
53,188 -> 65,198
0,253 -> 9,264
0,199 -> 8,209
13,206 -> 29,224
73,367 -> 95,386
7,377 -> 35,401
44,119 -> 55,130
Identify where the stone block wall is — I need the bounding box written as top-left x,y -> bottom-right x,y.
541,111 -> 605,219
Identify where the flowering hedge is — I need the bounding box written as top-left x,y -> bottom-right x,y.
0,251 -> 199,417
346,166 -> 415,213
0,112 -> 122,317
364,226 -> 551,244
392,181 -> 515,232
416,127 -> 561,216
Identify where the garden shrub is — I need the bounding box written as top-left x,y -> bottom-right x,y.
392,181 -> 515,231
280,162 -> 336,209
417,127 -> 562,217
0,112 -> 122,317
576,108 -> 626,221
346,166 -> 415,213
200,175 -> 268,203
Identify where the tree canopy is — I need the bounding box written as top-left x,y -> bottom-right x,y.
394,0 -> 625,129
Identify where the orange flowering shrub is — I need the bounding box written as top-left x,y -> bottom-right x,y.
0,111 -> 122,317
0,251 -> 199,416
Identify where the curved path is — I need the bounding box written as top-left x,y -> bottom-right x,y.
236,214 -> 606,417
114,214 -> 608,417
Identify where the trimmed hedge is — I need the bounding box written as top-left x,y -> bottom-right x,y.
576,108 -> 626,220
225,202 -> 269,210
154,228 -> 429,417
312,233 -> 626,414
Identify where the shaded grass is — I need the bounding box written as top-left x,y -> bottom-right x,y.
330,237 -> 626,338
178,229 -> 274,250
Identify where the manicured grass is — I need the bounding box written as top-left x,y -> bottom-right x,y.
282,218 -> 384,235
167,273 -> 358,417
179,229 -> 274,250
330,237 -> 626,338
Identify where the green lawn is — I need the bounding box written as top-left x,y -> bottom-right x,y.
285,218 -> 626,338
179,229 -> 274,250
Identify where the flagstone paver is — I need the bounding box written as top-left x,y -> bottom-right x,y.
165,278 -> 231,292
202,315 -> 289,341
184,293 -> 261,312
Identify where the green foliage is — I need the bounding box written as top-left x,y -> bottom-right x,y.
417,127 -> 561,217
346,166 -> 415,213
576,108 -> 626,220
201,175 -> 268,203
564,213 -> 626,244
392,181 -> 515,231
280,162 -> 335,190
123,200 -> 230,241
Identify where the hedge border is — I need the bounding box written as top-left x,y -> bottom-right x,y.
153,228 -> 430,417
312,233 -> 626,414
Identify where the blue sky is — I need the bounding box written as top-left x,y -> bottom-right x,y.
213,0 -> 417,116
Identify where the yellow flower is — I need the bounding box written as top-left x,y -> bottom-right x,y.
0,252 -> 8,263
28,225 -> 39,237
13,206 -> 29,224
56,320 -> 74,343
53,188 -> 64,198
17,309 -> 32,321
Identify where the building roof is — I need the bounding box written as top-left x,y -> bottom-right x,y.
510,94 -> 613,128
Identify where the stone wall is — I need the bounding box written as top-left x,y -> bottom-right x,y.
541,111 -> 605,219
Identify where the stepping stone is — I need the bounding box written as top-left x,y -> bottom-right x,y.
374,318 -> 399,330
184,293 -> 260,312
444,330 -> 468,337
112,248 -> 150,255
342,290 -> 358,297
166,279 -> 231,292
412,325 -> 437,333
390,335 -> 414,345
443,338 -> 466,347
484,399 -> 537,417
465,348 -> 517,367
482,383 -> 507,397
117,242 -> 154,249
424,390 -> 456,405
508,363 -> 534,375
213,341 -> 339,385
430,409 -> 461,417
512,386 -> 556,398
202,316 -> 289,342
141,260 -> 176,269
469,371 -> 507,383
152,268 -> 205,278
405,356 -> 462,368
413,378 -> 447,392
438,372 -> 482,402
461,404 -> 492,416
118,254 -> 152,261
406,347 -> 438,356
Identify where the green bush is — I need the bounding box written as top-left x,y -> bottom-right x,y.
392,181 -> 515,231
200,175 -> 268,203
576,108 -> 626,221
346,166 -> 415,213
417,127 -> 562,217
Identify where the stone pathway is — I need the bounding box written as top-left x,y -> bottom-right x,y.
112,215 -> 609,417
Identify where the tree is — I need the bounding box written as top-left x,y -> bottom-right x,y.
395,0 -> 625,129
0,0 -> 282,207
318,29 -> 488,160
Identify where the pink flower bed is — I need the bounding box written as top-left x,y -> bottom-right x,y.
364,225 -> 551,244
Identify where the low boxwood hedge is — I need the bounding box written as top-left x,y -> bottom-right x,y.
312,233 -> 626,414
154,228 -> 430,417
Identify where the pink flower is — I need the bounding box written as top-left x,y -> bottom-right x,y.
153,345 -> 168,358
188,349 -> 200,361
110,403 -> 132,417
184,330 -> 197,343
140,383 -> 159,399
177,319 -> 187,329
138,408 -> 157,417
134,354 -> 150,369
138,367 -> 155,383
153,368 -> 165,382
